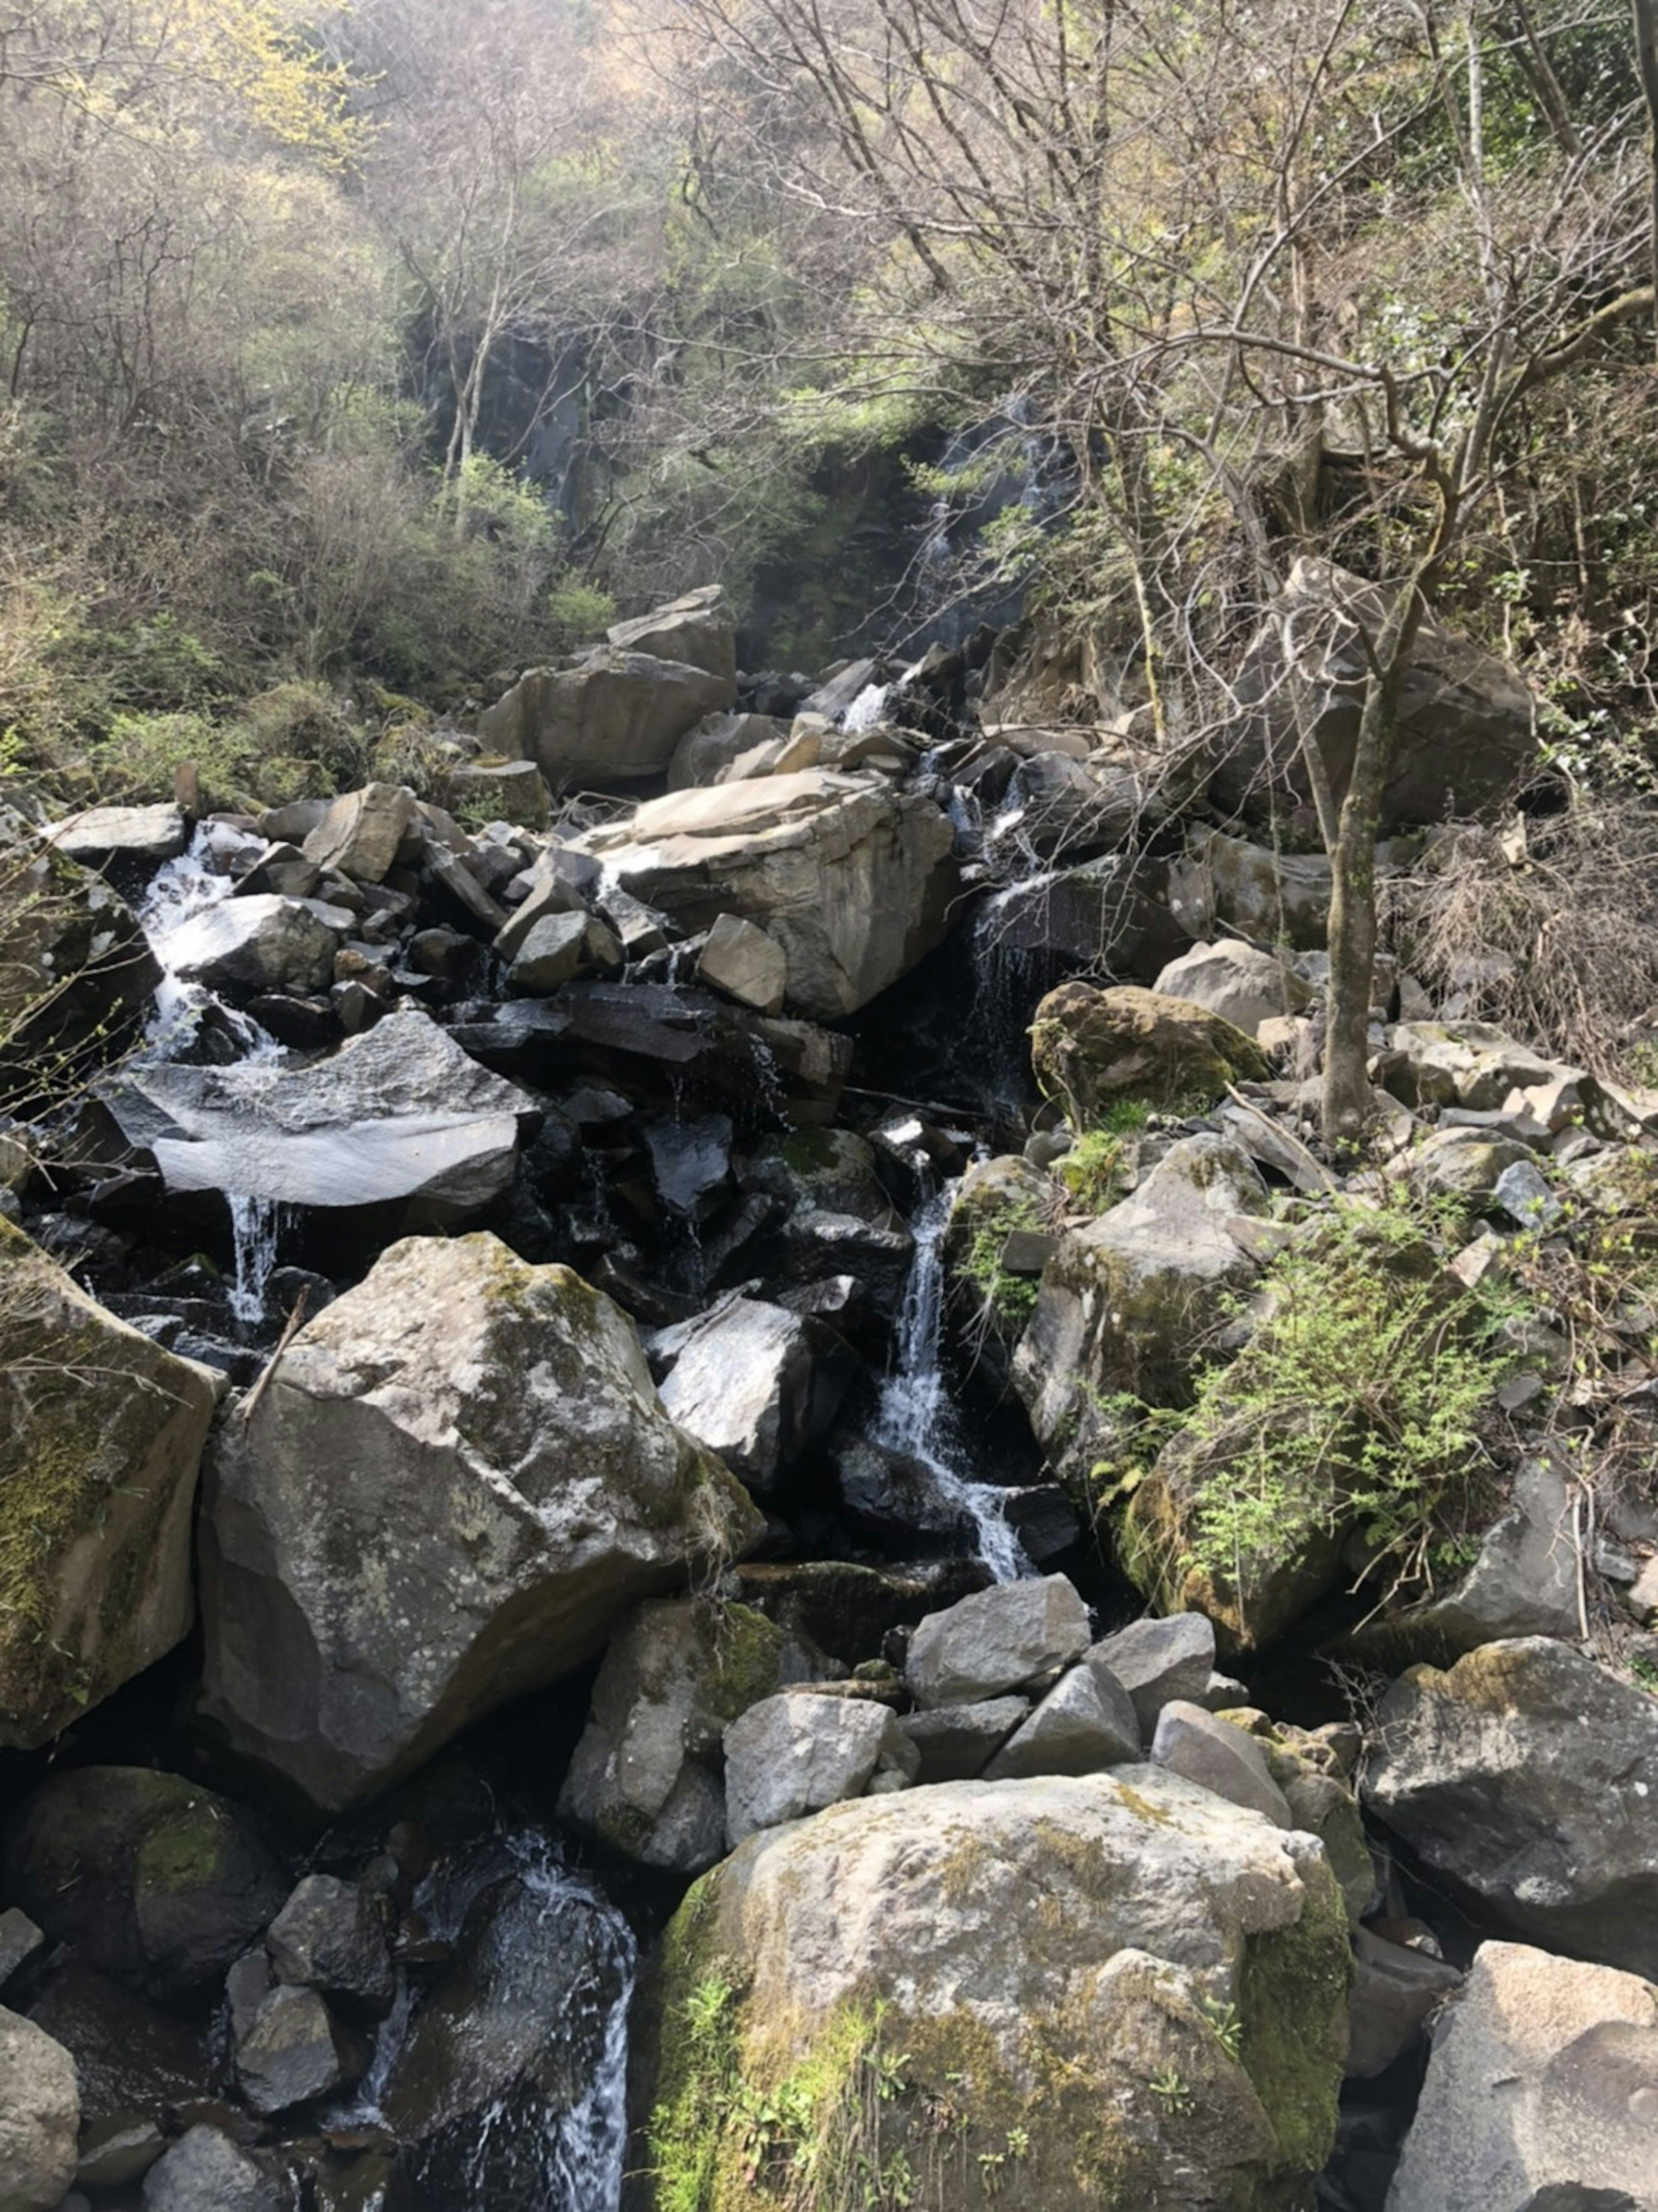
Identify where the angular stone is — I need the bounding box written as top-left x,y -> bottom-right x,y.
906,1575 -> 1093,1709
478,650 -> 733,788
1388,1941 -> 1658,2212
724,1691 -> 911,1844
0,2006 -> 78,2212
151,893 -> 344,996
0,1908 -> 44,1992
445,760 -> 549,829
200,1232 -> 762,1808
1151,1702 -> 1294,1826
47,804 -> 187,870
896,1697 -> 1029,1782
264,1876 -> 392,2016
234,1983 -> 349,2115
982,1661 -> 1139,1779
139,2126 -> 279,2212
506,908 -> 589,992
0,1222 -> 215,1748
1345,1927 -> 1461,2079
1087,1613 -> 1216,1736
668,712 -> 791,791
607,584 -> 737,687
1030,981 -> 1268,1117
655,1296 -> 854,1496
697,913 -> 788,1014
1153,939 -> 1312,1036
300,783 -> 416,884
1365,1639 -> 1658,1975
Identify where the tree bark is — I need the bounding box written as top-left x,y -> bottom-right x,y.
1635,0 -> 1658,343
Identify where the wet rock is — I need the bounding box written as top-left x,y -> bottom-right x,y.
1217,557 -> 1537,833
265,1876 -> 393,2016
201,1231 -> 762,1808
1029,980 -> 1268,1117
157,893 -> 346,996
993,748 -> 1149,860
478,647 -> 732,788
104,1006 -> 534,1217
47,803 -> 187,872
832,1438 -> 976,1555
234,1984 -> 352,2114
0,1908 -> 44,1993
558,1597 -> 816,1872
25,1963 -> 214,2130
1388,1941 -> 1658,2212
607,584 -> 737,688
897,1696 -> 1028,1781
77,2112 -> 169,2190
724,1691 -> 915,1843
1153,939 -> 1312,1036
746,1128 -> 897,1224
505,909 -> 589,991
1364,1639 -> 1658,1975
778,1211 -> 914,1316
905,1574 -> 1092,1708
1001,1482 -> 1082,1565
0,1221 -> 216,1748
982,1660 -> 1139,1778
645,1113 -> 732,1217
655,1295 -> 854,1496
139,2126 -> 280,2212
6,1769 -> 287,1998
301,785 -> 417,885
697,912 -> 788,1013
575,771 -> 957,1020
0,2006 -> 78,2212
1088,1613 -> 1217,1737
0,832 -> 159,1101
379,1870 -> 630,2207
646,1768 -> 1350,2212
1345,1927 -> 1461,2080
1151,1703 -> 1294,1827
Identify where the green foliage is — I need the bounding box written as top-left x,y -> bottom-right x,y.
961,1200 -> 1042,1331
1054,1106 -> 1150,1214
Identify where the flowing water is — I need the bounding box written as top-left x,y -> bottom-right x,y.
876,1187 -> 1028,1581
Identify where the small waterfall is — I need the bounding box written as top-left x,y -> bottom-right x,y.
227,1193 -> 284,1326
876,1188 -> 1028,1581
842,680 -> 894,732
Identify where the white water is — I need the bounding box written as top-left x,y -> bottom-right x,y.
876,1188 -> 1028,1581
842,679 -> 894,732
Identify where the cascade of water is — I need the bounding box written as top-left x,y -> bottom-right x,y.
842,680 -> 894,733
876,1187 -> 1028,1581
226,1193 -> 284,1326
136,824 -> 272,1061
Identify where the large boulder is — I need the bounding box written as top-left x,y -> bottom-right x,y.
654,1295 -> 856,1496
645,1768 -> 1351,2211
0,825 -> 158,1107
478,648 -> 733,789
0,2006 -> 78,2212
607,585 -> 737,688
1013,1135 -> 1267,1482
199,1232 -> 762,1808
1388,1940 -> 1658,2212
1213,557 -> 1538,833
150,893 -> 345,997
557,1597 -> 816,1872
1030,981 -> 1269,1119
5,1768 -> 287,1998
905,1574 -> 1093,1707
300,783 -> 418,884
1152,940 -> 1312,1037
0,1221 -> 216,1748
574,771 -> 957,1020
47,802 -> 187,872
103,1006 -> 535,1218
1364,1639 -> 1658,1977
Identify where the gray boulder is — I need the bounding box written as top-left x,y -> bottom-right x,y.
0,2007 -> 78,2212
697,913 -> 788,1014
1088,1613 -> 1217,1737
265,1875 -> 392,2016
668,713 -> 791,790
647,1768 -> 1351,2211
104,1006 -> 534,1217
655,1295 -> 854,1496
1153,939 -> 1313,1036
1216,556 -> 1537,833
725,1691 -> 917,1844
905,1575 -> 1093,1708
478,650 -> 732,788
1346,1928 -> 1462,2080
1151,1702 -> 1295,1827
6,1768 -> 286,1999
982,1660 -> 1140,1778
233,1983 -> 351,2114
153,893 -> 345,996
139,2126 -> 278,2212
300,783 -> 417,884
896,1696 -> 1029,1782
506,909 -> 591,992
200,1231 -> 762,1808
0,827 -> 158,1087
1365,1639 -> 1658,1976
608,585 -> 736,687
0,1221 -> 216,1749
557,1597 -> 814,1871
47,803 -> 187,871
574,771 -> 956,1020
1387,1941 -> 1658,2212
1029,981 -> 1269,1119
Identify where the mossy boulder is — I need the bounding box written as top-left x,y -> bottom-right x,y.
1030,982 -> 1268,1121
6,1768 -> 286,1999
943,1154 -> 1053,1385
200,1232 -> 764,1811
0,1220 -> 216,1749
641,1768 -> 1349,2211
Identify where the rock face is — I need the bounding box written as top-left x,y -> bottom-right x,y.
6,1768 -> 287,1998
1014,1136 -> 1267,1480
0,2006 -> 79,2212
654,1295 -> 855,1495
557,1598 -> 812,1872
1030,981 -> 1269,1118
1388,1941 -> 1658,2212
1215,556 -> 1538,832
478,648 -> 733,788
105,1006 -> 535,1217
1364,1639 -> 1658,1977
647,1768 -> 1351,2212
723,1691 -> 917,1844
199,1232 -> 762,1808
576,771 -> 957,1020
905,1574 -> 1093,1707
0,1220 -> 216,1748
0,829 -> 158,1100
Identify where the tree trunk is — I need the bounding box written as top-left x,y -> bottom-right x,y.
1635,0 -> 1658,339
1320,577 -> 1430,1144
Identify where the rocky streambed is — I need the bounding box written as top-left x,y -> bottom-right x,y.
1,582 -> 1656,2211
